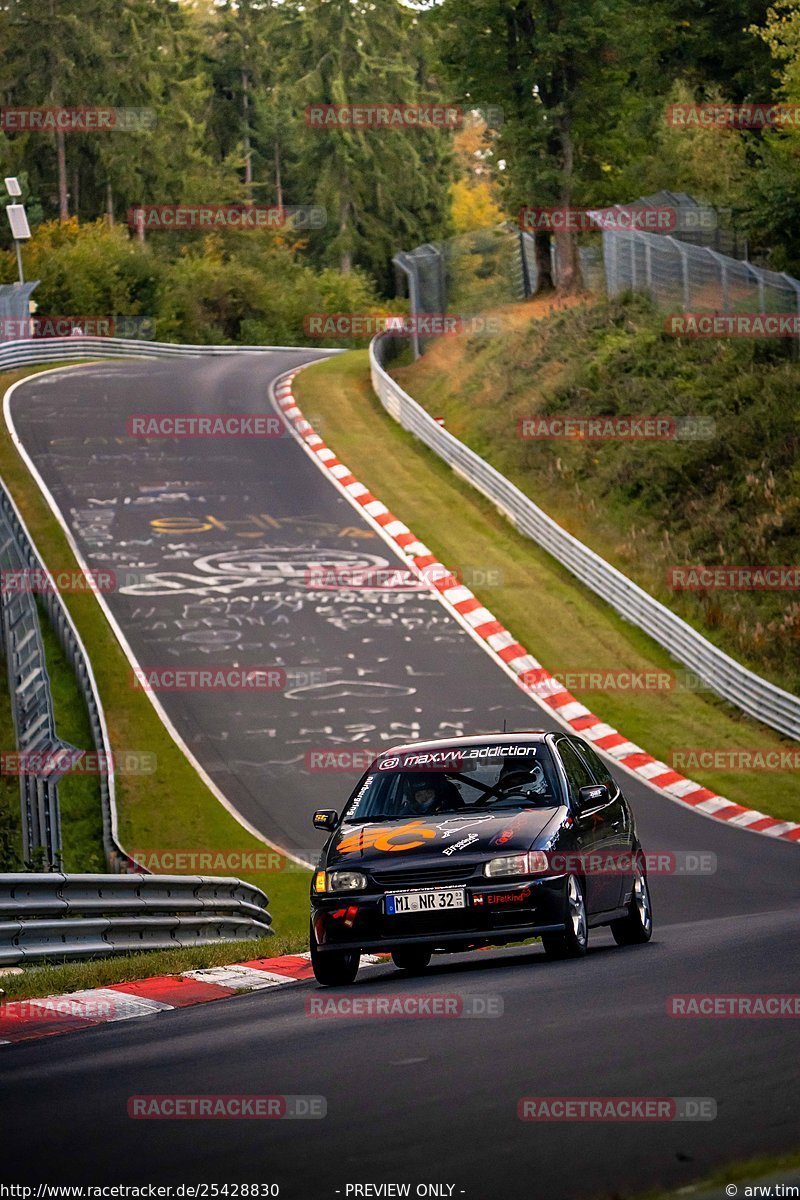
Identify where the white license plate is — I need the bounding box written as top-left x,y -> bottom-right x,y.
385,888 -> 466,915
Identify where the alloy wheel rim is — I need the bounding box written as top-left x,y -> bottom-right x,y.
634,872 -> 651,930
568,877 -> 587,944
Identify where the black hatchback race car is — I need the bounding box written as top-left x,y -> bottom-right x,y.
309,731 -> 653,985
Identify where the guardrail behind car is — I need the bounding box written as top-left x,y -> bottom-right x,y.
0,872 -> 272,965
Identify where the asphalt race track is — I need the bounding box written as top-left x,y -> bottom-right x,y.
2,354 -> 799,1198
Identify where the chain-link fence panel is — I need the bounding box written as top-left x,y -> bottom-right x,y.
604,227 -> 800,331
0,282 -> 38,332
394,226 -> 537,358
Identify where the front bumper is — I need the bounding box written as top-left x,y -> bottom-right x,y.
311,875 -> 566,952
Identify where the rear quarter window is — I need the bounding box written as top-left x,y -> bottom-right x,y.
556,740 -> 595,800
571,739 -> 619,794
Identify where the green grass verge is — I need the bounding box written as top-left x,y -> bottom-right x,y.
0,649 -> 23,868
0,934 -> 298,1002
0,366 -> 310,963
642,1148 -> 800,1200
36,603 -> 106,872
393,293 -> 800,696
293,352 -> 800,825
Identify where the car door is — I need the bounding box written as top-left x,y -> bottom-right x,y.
570,737 -> 632,910
555,738 -> 621,914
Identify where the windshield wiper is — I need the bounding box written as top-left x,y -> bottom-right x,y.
342,814 -> 402,823
469,798 -> 556,809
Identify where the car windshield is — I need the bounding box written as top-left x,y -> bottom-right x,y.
341,742 -> 562,822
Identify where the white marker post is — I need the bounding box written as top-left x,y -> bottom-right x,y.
4,178 -> 30,285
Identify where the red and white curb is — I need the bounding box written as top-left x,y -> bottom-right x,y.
0,952 -> 386,1046
274,371 -> 800,847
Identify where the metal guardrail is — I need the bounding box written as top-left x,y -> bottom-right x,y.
369,333 -> 800,741
0,873 -> 272,964
0,334 -> 344,372
0,493 -> 71,869
0,479 -> 128,871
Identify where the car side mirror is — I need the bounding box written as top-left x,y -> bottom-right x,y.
576,784 -> 609,811
313,809 -> 339,832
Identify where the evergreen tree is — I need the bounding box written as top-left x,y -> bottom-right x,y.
279,0 -> 452,286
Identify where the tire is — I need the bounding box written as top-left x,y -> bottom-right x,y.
541,875 -> 588,960
611,867 -> 653,946
391,947 -> 432,974
310,924 -> 360,986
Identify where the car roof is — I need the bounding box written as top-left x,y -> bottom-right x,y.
380,731 -> 552,756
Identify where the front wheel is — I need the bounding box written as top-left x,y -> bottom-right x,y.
611,868 -> 653,946
541,875 -> 588,960
391,947 -> 432,974
310,924 -> 360,986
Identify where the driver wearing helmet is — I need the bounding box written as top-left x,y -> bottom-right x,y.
403,772 -> 463,815
497,758 -> 550,800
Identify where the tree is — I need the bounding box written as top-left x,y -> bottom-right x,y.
662,0 -> 774,101
435,0 -> 677,293
739,0 -> 800,272
205,0 -> 291,205
0,0 -> 238,228
278,0 -> 452,285
0,0 -> 111,220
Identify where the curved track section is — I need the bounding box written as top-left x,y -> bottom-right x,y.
2,354 -> 799,1197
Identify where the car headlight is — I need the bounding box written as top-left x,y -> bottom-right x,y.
484,851 -> 549,878
327,870 -> 368,893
